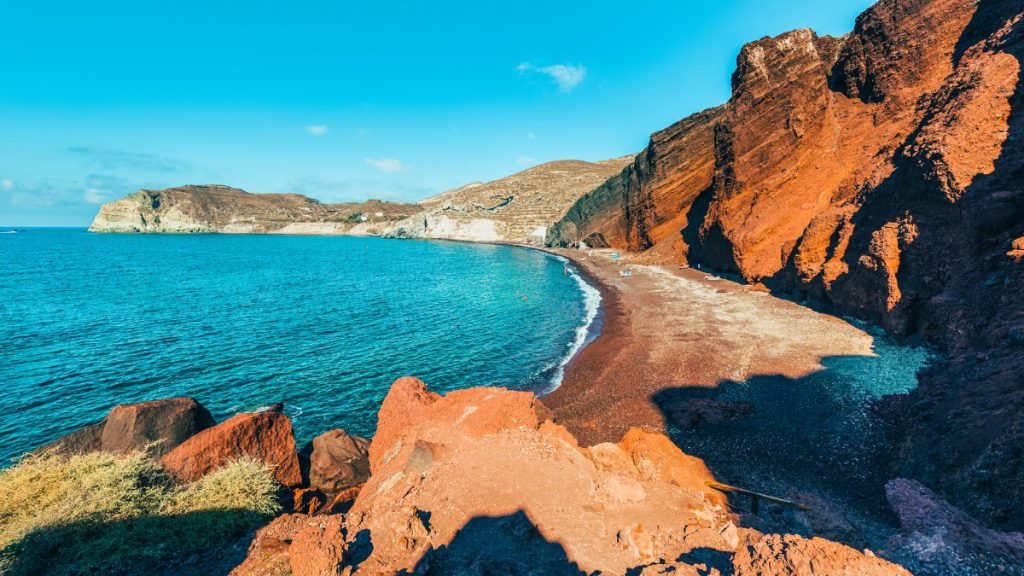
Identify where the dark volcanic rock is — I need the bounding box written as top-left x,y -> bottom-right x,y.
43,421 -> 104,455
307,429 -> 370,497
884,478 -> 1024,576
43,397 -> 214,457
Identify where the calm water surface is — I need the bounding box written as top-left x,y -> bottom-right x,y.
0,229 -> 597,462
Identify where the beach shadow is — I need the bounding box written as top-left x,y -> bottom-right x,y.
398,510 -> 589,576
652,354 -> 921,542
0,509 -> 268,576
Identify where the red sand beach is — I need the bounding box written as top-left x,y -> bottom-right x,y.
545,248 -> 876,446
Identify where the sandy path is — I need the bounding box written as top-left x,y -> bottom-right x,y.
544,249 -> 876,446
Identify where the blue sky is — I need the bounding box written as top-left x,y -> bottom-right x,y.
0,0 -> 872,226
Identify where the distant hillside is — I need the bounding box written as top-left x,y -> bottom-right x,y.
383,157 -> 634,244
88,185 -> 421,234
89,157 -> 634,243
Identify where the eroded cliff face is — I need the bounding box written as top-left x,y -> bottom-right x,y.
89,185 -> 420,234
550,0 -> 1024,530
549,108 -> 723,261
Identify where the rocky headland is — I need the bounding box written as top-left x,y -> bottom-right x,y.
87,185 -> 422,235
89,158 -> 631,244
383,158 -> 632,244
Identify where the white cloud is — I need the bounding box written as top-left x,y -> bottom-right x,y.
527,131 -> 537,140
540,64 -> 586,92
365,158 -> 408,173
517,62 -> 587,92
1,179 -> 12,190
83,188 -> 114,204
305,124 -> 329,136
516,156 -> 536,165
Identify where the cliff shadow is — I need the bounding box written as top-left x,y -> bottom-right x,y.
0,509 -> 267,576
652,353 -> 925,546
679,184 -> 715,262
398,510 -> 589,576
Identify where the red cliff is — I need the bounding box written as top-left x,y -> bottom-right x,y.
550,0 -> 1024,530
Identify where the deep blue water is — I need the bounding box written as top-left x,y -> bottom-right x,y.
0,229 -> 598,462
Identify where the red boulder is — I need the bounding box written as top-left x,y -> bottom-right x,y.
161,410 -> 301,486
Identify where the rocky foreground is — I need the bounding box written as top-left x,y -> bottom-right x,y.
31,378 -> 940,576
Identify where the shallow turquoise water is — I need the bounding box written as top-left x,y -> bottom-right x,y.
0,229 -> 596,462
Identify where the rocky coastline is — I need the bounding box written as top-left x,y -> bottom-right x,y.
39,0 -> 1024,573
546,0 -> 1024,542
12,380 -> 926,576
87,158 -> 631,245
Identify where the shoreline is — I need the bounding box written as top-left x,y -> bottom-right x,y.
536,247 -> 890,442
57,230 -> 928,547
535,246 -> 937,550
530,250 -> 605,396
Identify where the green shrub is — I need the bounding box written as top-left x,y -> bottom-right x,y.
0,452 -> 280,575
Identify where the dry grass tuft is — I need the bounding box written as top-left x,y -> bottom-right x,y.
0,452 -> 280,575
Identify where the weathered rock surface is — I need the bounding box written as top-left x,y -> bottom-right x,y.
307,429 -> 370,497
883,478 -> 1024,576
230,513 -> 347,576
550,0 -> 1024,529
331,378 -> 900,575
42,397 -> 214,457
385,158 -> 633,245
730,531 -> 910,576
161,410 -> 302,486
88,185 -> 421,234
549,108 -> 724,260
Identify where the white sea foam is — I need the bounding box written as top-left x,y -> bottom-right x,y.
538,255 -> 602,395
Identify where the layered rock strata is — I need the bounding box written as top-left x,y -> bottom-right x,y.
549,0 -> 1024,529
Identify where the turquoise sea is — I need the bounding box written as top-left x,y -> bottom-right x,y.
0,229 -> 599,462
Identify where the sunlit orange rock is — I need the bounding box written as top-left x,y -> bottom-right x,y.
161,409 -> 301,486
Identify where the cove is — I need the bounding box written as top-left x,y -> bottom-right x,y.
0,230 -> 595,462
